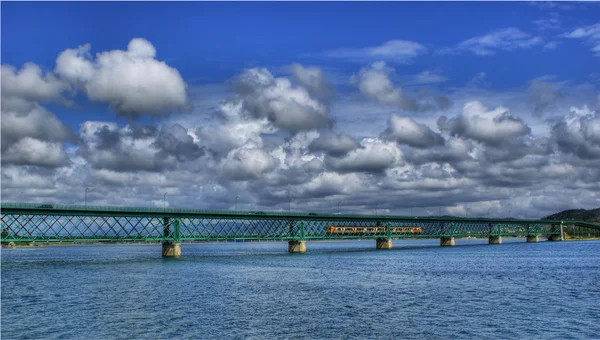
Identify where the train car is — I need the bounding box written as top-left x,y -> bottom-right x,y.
326,225 -> 422,236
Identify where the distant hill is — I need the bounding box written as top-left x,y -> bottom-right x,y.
543,207 -> 600,223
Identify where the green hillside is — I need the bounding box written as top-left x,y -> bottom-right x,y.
543,207 -> 600,223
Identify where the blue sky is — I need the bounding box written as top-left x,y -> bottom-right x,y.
1,1 -> 599,218
3,2 -> 598,81
2,1 -> 599,129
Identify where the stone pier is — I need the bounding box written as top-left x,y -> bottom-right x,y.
162,241 -> 181,257
488,236 -> 502,244
548,234 -> 563,242
288,240 -> 306,253
526,235 -> 539,243
440,237 -> 455,247
376,238 -> 392,249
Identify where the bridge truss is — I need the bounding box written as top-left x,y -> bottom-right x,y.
2,203 -> 599,244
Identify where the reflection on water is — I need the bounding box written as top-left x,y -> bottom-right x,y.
2,239 -> 599,339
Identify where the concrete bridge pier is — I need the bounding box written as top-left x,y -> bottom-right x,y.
440,237 -> 455,246
288,240 -> 306,253
488,236 -> 502,244
526,235 -> 539,243
548,234 -> 563,242
376,238 -> 392,249
162,241 -> 181,257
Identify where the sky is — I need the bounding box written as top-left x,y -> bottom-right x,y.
1,1 -> 599,219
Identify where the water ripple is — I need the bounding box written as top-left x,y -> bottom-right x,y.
2,240 -> 600,339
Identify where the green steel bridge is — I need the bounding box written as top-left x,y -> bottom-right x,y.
1,203 -> 599,256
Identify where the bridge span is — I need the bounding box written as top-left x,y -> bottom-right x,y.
1,203 -> 599,257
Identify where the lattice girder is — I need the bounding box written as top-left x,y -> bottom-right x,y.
2,204 -> 599,243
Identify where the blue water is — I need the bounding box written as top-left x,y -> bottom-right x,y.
2,239 -> 599,339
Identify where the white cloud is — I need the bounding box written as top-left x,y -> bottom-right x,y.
552,105 -> 600,159
222,146 -> 280,181
0,166 -> 56,189
77,121 -> 204,172
1,63 -> 71,103
2,137 -> 69,167
411,70 -> 448,84
91,169 -> 132,185
1,104 -> 72,145
235,67 -> 330,132
308,132 -> 361,156
291,63 -> 332,98
561,23 -> 600,56
443,28 -> 544,55
321,40 -> 427,62
300,172 -> 358,197
562,23 -> 600,39
325,138 -> 403,173
544,41 -> 560,49
55,38 -> 188,118
2,39 -> 600,219
533,18 -> 561,31
404,137 -> 474,165
351,61 -> 417,110
351,62 -> 452,112
438,101 -> 531,145
381,114 -> 445,148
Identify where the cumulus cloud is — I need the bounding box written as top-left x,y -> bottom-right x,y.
234,67 -> 331,132
222,146 -> 280,181
351,62 -> 451,112
153,124 -> 205,162
1,104 -> 73,151
308,132 -> 361,157
1,63 -> 71,104
77,121 -> 204,172
438,101 -> 531,146
55,38 -> 188,118
2,40 -> 599,219
1,59 -> 76,169
91,169 -> 132,186
381,114 -> 445,148
0,97 -> 74,168
321,40 -> 427,62
291,63 -> 332,98
404,137 -> 474,165
302,158 -> 324,174
351,61 -> 418,110
194,101 -> 274,157
552,105 -> 600,159
441,28 -> 544,55
325,138 -> 403,173
1,138 -> 69,168
299,172 -> 357,198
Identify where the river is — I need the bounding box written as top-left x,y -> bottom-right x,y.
2,238 -> 599,339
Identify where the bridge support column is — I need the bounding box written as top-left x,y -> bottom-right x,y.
288,240 -> 306,253
488,236 -> 502,244
376,238 -> 392,249
440,237 -> 455,247
548,234 -> 563,242
162,242 -> 181,257
526,235 -> 539,243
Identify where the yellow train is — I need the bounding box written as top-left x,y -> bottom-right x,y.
326,225 -> 423,235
